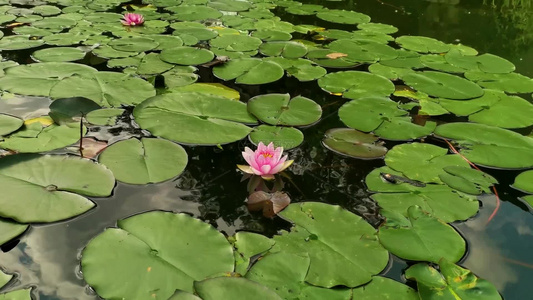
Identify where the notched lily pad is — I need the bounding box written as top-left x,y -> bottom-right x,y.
247,93 -> 321,126
322,128 -> 387,159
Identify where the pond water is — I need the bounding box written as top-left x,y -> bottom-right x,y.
0,0 -> 532,299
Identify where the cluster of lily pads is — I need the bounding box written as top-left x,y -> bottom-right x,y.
0,0 -> 531,298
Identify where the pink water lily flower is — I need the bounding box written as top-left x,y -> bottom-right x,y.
237,142 -> 294,180
121,13 -> 145,26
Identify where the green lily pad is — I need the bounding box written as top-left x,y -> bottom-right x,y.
0,154 -> 114,223
167,5 -> 222,21
13,26 -> 54,37
160,46 -> 214,66
195,277 -> 282,300
380,50 -> 424,69
168,291 -> 202,300
328,39 -> 398,63
86,108 -> 124,126
246,252 -> 352,300
338,97 -> 435,140
512,170 -> 533,194
316,9 -> 370,24
213,58 -> 284,85
247,93 -> 321,126
385,143 -> 469,183
395,36 -> 450,53
444,50 -> 515,74
368,63 -> 415,80
420,54 -> 468,73
466,92 -> 533,129
259,41 -> 307,59
405,261 -> 502,300
163,66 -> 199,88
32,5 -> 62,16
0,219 -> 28,246
232,231 -> 275,275
0,35 -> 44,50
82,211 -> 235,299
440,166 -> 497,195
401,71 -> 484,100
434,122 -> 533,169
137,53 -> 174,75
264,57 -> 326,81
0,123 -> 86,153
49,71 -> 156,107
249,125 -> 303,150
322,128 -> 387,159
49,97 -> 101,124
109,37 -> 159,53
378,206 -> 466,263
318,71 -> 394,99
98,138 -> 188,185
173,27 -> 218,41
285,4 -> 324,15
148,35 -> 184,50
210,35 -> 262,52
42,32 -> 88,46
464,71 -> 533,94
0,114 -> 23,136
252,29 -> 292,41
0,288 -> 32,299
358,22 -> 398,34
0,269 -> 12,288
0,62 -> 97,97
208,0 -> 251,12
352,277 -> 419,299
33,16 -> 77,30
32,47 -> 86,62
272,202 -> 389,288
170,83 -> 239,99
133,92 -> 256,145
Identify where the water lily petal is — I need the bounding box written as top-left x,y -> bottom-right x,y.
278,159 -> 294,173
237,165 -> 254,174
261,164 -> 272,174
261,174 -> 275,180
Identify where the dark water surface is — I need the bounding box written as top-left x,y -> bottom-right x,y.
1,0 -> 533,299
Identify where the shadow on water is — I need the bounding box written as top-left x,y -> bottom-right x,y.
1,0 -> 533,299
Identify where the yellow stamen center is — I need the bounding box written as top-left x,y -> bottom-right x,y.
261,153 -> 273,158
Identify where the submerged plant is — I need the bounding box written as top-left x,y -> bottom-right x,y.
237,142 -> 293,180
121,13 -> 144,26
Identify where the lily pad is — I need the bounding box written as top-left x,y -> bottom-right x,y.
98,138 -> 188,185
440,166 -> 497,195
0,35 -> 44,50
401,71 -> 484,100
395,36 -> 450,53
49,72 -> 156,107
232,231 -> 275,275
358,22 -> 398,34
322,128 -> 387,159
207,0 -> 252,12
444,50 -> 515,74
249,125 -> 303,150
316,9 -> 370,24
368,63 -> 415,80
378,206 -> 466,263
213,58 -> 284,85
0,123 -> 86,153
385,143 -> 469,183
82,211 -> 235,299
247,94 -> 321,126
405,260 -> 502,300
168,291 -> 202,300
49,97 -> 101,124
246,252 -> 352,300
434,122 -> 533,169
160,46 -> 214,66
318,71 -> 394,99
133,92 -> 256,145
136,53 -> 174,75
0,154 -> 114,223
109,37 -> 159,53
272,202 -> 389,288
351,277 -> 419,299
0,219 -> 28,246
195,277 -> 282,300
259,41 -> 307,59
85,108 -> 124,126
163,66 -> 199,88
167,5 -> 222,21
32,47 -> 86,62
366,167 -> 479,223
0,114 -> 23,136
464,71 -> 533,94
170,83 -> 239,99
512,170 -> 533,194
328,39 -> 398,63
0,288 -> 32,299
210,35 -> 262,52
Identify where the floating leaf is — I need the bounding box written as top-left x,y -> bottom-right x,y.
99,138 -> 188,184
207,0 -> 252,12
195,277 -> 283,300
248,94 -> 321,126
168,291 -> 202,300
232,231 -> 275,275
163,66 -> 199,88
170,83 -> 240,100
512,170 -> 533,194
133,92 -> 255,145
272,202 -> 389,288
405,260 -> 502,300
464,71 -> 533,94
328,39 -> 397,63
136,53 -> 174,75
32,47 -> 86,62
0,114 -> 23,136
0,123 -> 85,153
322,128 -> 387,159
0,218 -> 28,246
246,252 -> 352,300
316,9 -> 370,24
48,97 -> 101,124
85,108 -> 124,126
395,36 -> 450,53
434,122 -> 533,169
167,5 -> 222,21
160,46 -> 214,66
444,50 -> 515,74
0,35 -> 44,50
249,125 -> 303,150
358,22 -> 398,34
378,206 -> 466,263
401,71 -> 484,100
259,41 -> 307,59
213,58 -> 284,85
318,71 -> 394,99
209,35 -> 262,52
368,63 -> 415,80
440,166 -> 497,195
82,211 -> 235,299
351,276 -> 419,299
0,154 -> 114,223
